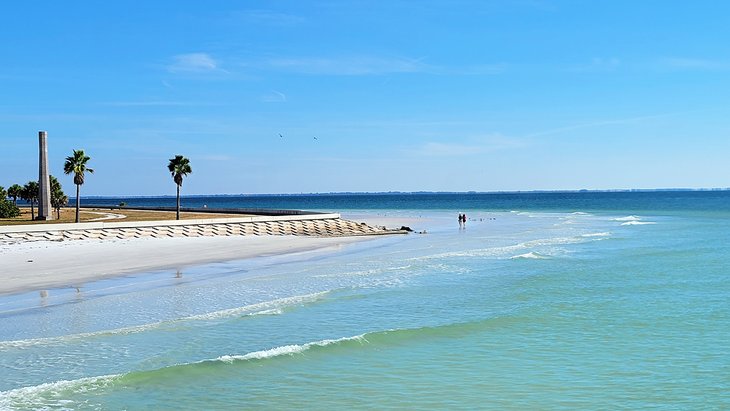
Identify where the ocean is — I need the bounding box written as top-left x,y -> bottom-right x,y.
1,192 -> 729,409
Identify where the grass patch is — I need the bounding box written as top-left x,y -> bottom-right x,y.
0,207 -> 250,226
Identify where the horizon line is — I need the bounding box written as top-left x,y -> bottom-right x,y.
74,187 -> 730,199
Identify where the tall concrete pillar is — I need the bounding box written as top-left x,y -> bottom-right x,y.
37,131 -> 53,220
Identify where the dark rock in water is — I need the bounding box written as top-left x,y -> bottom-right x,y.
400,226 -> 413,232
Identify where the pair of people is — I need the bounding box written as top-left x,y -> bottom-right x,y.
458,213 -> 467,227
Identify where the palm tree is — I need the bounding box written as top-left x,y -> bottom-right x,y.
167,155 -> 192,220
21,181 -> 39,220
7,184 -> 22,205
50,176 -> 68,219
63,149 -> 94,223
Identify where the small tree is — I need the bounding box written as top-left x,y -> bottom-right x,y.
0,186 -> 5,199
63,149 -> 94,223
0,198 -> 20,218
50,176 -> 68,219
167,155 -> 192,220
7,184 -> 22,205
21,181 -> 39,220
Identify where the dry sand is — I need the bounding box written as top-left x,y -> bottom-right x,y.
0,214 -> 424,296
0,235 -> 368,295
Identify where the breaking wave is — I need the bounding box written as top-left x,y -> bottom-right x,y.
580,232 -> 611,238
411,233 -> 605,261
621,221 -> 656,226
510,252 -> 550,260
612,215 -> 642,221
0,292 -> 329,350
0,316 -> 522,408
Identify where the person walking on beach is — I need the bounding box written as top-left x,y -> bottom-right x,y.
458,213 -> 464,228
462,213 -> 467,226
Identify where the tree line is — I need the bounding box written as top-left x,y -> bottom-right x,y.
2,150 -> 192,222
0,177 -> 67,219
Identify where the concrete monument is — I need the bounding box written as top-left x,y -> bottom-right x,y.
37,131 -> 53,220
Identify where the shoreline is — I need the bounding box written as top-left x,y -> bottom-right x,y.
0,214 -> 422,296
0,235 -> 373,296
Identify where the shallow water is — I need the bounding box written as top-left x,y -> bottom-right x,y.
1,203 -> 729,409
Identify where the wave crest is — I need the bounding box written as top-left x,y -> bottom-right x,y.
0,292 -> 328,350
214,334 -> 368,363
612,215 -> 642,221
510,252 -> 550,260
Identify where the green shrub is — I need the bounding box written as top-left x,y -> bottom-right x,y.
0,199 -> 20,218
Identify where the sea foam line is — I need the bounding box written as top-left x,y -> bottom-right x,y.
581,232 -> 611,238
0,334 -> 371,407
214,334 -> 368,364
0,318 -> 512,405
412,233 -> 603,261
510,252 -> 550,260
0,374 -> 121,409
612,215 -> 642,221
621,221 -> 657,226
0,291 -> 329,350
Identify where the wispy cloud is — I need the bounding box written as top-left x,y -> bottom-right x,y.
661,57 -> 730,71
230,9 -> 305,26
415,135 -> 526,157
451,63 -> 507,75
263,55 -> 429,75
261,90 -> 287,103
567,57 -> 621,73
200,154 -> 233,161
524,111 -> 693,138
567,57 -> 730,73
168,53 -> 222,73
99,101 -> 219,107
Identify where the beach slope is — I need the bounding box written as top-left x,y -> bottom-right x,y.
0,235 -> 366,295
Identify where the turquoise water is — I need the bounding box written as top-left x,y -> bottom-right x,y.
1,193 -> 730,409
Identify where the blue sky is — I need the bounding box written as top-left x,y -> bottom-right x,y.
2,1 -> 729,195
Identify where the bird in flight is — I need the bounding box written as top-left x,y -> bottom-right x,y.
313,136 -> 318,140
279,133 -> 284,138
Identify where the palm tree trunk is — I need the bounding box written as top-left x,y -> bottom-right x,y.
30,202 -> 35,221
75,184 -> 80,223
176,184 -> 181,220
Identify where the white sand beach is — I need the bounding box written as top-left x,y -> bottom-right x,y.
0,235 -> 368,295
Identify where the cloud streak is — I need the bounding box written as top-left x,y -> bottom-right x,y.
261,90 -> 287,103
524,111 -> 697,138
168,53 -> 222,73
229,9 -> 305,26
99,101 -> 219,107
661,57 -> 730,71
262,55 -> 429,75
415,135 -> 526,157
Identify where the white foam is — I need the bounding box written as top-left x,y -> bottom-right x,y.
612,215 -> 642,221
0,292 -> 327,350
250,308 -> 283,316
411,234 -> 597,261
0,321 -> 165,350
0,333 -> 370,407
183,291 -> 328,321
214,334 -> 368,363
620,221 -> 656,226
580,232 -> 611,238
510,252 -> 550,260
0,374 -> 120,409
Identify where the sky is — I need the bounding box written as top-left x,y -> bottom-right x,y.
2,0 -> 729,196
